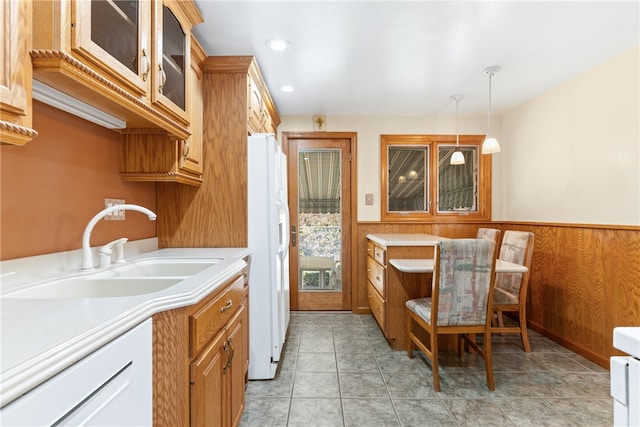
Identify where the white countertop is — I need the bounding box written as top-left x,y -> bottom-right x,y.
0,247 -> 250,407
614,327 -> 640,359
389,258 -> 529,274
367,233 -> 444,247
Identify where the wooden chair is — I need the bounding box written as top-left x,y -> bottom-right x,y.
476,227 -> 501,245
492,231 -> 535,352
406,238 -> 498,392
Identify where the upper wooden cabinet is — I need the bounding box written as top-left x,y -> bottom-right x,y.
120,35 -> 205,186
31,0 -> 203,139
0,0 -> 38,145
151,1 -> 190,125
71,0 -> 151,97
157,56 -> 280,248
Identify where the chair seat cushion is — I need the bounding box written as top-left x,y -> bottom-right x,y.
406,298 -> 432,324
494,287 -> 518,305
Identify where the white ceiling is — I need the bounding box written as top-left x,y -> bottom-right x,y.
192,1 -> 639,116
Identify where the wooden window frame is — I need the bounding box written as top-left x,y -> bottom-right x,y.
381,134 -> 491,222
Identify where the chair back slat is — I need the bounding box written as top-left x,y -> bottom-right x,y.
434,239 -> 496,327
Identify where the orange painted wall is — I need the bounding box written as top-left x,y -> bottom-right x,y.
0,101 -> 157,261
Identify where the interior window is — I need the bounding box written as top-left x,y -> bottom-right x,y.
381,135 -> 491,222
437,145 -> 478,213
387,146 -> 429,213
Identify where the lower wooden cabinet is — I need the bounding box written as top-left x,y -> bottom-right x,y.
365,238 -> 432,350
153,267 -> 249,426
190,305 -> 246,427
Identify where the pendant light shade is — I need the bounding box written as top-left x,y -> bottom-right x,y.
482,66 -> 501,154
450,95 -> 465,165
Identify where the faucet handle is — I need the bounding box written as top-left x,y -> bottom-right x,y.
99,237 -> 129,268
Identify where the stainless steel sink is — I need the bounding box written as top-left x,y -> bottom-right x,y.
4,277 -> 183,299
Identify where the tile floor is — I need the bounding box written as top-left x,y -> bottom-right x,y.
240,312 -> 612,427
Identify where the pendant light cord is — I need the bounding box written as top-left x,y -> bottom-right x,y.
487,72 -> 492,137
456,97 -> 460,147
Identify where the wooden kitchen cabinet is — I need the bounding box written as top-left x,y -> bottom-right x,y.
248,75 -> 276,134
153,267 -> 249,426
157,56 -> 280,248
190,304 -> 246,427
31,0 -> 203,140
120,35 -> 205,186
366,238 -> 432,350
0,0 -> 38,145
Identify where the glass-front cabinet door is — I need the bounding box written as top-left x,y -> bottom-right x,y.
152,1 -> 189,123
72,0 -> 151,96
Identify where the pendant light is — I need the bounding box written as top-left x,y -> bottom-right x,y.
482,66 -> 501,154
450,95 -> 465,165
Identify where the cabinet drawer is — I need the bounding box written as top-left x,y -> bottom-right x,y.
190,276 -> 245,357
374,245 -> 386,265
367,241 -> 375,258
367,281 -> 386,331
367,256 -> 385,296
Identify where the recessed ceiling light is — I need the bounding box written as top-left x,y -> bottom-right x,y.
279,85 -> 295,93
266,39 -> 292,52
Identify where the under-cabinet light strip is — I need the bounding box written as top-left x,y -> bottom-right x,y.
32,80 -> 127,129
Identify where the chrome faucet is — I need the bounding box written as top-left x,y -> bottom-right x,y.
81,204 -> 157,270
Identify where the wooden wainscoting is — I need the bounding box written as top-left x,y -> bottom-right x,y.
354,222 -> 640,369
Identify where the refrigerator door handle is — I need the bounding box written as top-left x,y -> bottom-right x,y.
277,190 -> 290,256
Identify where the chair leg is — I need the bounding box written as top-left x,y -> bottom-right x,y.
483,332 -> 495,391
519,306 -> 532,352
407,312 -> 414,359
430,330 -> 440,392
497,311 -> 505,328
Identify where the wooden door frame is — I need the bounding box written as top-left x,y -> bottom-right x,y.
282,131 -> 357,311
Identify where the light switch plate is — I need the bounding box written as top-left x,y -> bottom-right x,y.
104,198 -> 125,220
365,193 -> 374,205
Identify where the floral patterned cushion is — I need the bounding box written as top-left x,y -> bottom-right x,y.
495,231 -> 533,298
406,239 -> 496,327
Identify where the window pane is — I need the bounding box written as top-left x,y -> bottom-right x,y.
91,0 -> 138,73
388,146 -> 429,212
437,146 -> 478,212
162,6 -> 186,109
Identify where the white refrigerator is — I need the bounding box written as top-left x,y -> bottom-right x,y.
247,133 -> 291,380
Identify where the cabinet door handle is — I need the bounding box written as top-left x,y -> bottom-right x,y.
227,338 -> 235,365
222,341 -> 231,373
141,48 -> 150,82
220,300 -> 233,313
158,64 -> 167,93
182,140 -> 190,160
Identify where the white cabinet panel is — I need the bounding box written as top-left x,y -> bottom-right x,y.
0,319 -> 152,426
